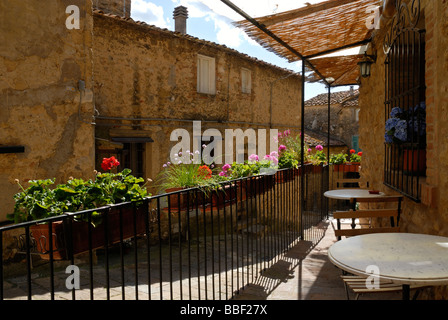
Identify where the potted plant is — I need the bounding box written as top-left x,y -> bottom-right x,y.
276,130 -> 310,166
385,102 -> 426,175
329,152 -> 348,172
8,157 -> 151,259
308,145 -> 327,173
157,150 -> 216,208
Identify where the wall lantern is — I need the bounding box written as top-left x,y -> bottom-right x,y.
358,53 -> 376,78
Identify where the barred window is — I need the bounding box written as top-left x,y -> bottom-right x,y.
383,2 -> 426,201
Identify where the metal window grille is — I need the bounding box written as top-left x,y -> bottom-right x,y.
383,0 -> 426,201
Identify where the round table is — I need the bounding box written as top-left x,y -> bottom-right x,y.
324,188 -> 385,200
328,233 -> 448,299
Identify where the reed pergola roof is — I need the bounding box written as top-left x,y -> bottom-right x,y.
234,0 -> 382,85
307,54 -> 365,86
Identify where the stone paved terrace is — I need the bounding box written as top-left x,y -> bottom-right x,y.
2,219 -> 409,301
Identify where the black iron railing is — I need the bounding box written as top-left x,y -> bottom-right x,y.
0,165 -> 327,300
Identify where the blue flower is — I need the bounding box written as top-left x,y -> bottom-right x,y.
393,120 -> 408,142
390,107 -> 403,118
384,102 -> 425,145
385,118 -> 399,131
413,101 -> 426,112
408,117 -> 426,135
385,133 -> 394,144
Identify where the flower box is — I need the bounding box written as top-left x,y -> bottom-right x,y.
30,205 -> 148,260
333,163 -> 360,172
165,187 -> 188,209
275,171 -> 294,183
210,184 -> 237,207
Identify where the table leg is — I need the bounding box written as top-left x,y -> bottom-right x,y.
350,199 -> 356,229
402,284 -> 410,300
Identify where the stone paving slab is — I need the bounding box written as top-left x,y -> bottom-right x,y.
234,220 -> 403,300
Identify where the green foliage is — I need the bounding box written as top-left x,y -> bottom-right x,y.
349,152 -> 362,163
8,169 -> 150,224
329,153 -> 348,165
228,162 -> 258,178
310,150 -> 327,165
278,151 -> 299,169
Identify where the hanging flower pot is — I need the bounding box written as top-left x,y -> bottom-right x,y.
403,148 -> 426,176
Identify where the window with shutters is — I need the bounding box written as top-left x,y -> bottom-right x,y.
197,54 -> 216,95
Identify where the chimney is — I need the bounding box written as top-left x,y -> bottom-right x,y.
173,6 -> 188,34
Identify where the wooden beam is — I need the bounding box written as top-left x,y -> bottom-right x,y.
0,146 -> 25,154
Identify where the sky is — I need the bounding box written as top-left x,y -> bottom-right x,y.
130,0 -> 360,100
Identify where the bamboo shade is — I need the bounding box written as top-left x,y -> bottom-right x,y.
235,0 -> 380,61
307,54 -> 365,85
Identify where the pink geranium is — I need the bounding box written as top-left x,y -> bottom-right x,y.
249,154 -> 259,162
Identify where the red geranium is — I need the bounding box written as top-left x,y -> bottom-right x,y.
197,165 -> 212,180
101,156 -> 120,171
358,152 -> 363,156
350,149 -> 356,154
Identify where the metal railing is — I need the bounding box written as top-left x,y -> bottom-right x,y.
0,165 -> 328,300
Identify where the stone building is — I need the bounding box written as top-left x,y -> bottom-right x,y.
304,87 -> 360,152
91,6 -> 302,186
0,0 -> 95,223
0,0 -> 302,222
356,0 -> 448,297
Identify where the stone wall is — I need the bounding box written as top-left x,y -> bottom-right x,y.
92,12 -> 303,183
305,104 -> 359,150
0,0 -> 95,222
94,0 -> 131,17
357,0 -> 448,298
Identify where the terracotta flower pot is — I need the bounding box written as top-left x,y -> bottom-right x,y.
403,149 -> 426,175
165,187 -> 187,208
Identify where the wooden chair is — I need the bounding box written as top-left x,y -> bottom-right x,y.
331,195 -> 423,299
335,178 -> 361,189
332,196 -> 402,241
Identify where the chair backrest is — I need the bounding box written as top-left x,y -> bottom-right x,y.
335,178 -> 361,189
333,195 -> 403,240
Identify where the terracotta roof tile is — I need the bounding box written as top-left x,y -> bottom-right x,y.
93,10 -> 301,78
305,89 -> 359,107
304,130 -> 346,147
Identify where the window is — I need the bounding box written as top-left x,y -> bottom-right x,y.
111,137 -> 153,179
352,135 -> 359,153
120,142 -> 145,178
383,4 -> 426,201
197,54 -> 216,94
241,68 -> 252,94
